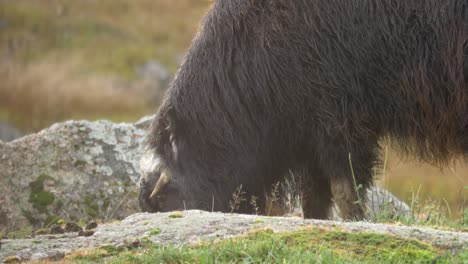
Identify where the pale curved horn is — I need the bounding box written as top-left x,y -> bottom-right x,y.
149,171 -> 172,199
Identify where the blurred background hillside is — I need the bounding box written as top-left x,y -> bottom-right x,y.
0,0 -> 466,220
0,0 -> 209,132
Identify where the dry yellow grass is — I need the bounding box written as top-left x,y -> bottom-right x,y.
0,56 -> 150,131
0,0 -> 212,131
379,147 -> 467,219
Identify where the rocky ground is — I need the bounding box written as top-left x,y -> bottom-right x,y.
1,210 -> 467,262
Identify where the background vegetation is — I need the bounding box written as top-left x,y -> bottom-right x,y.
0,0 -> 209,131
0,0 -> 466,221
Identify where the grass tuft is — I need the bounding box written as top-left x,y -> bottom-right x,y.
168,211 -> 184,219
62,228 -> 467,263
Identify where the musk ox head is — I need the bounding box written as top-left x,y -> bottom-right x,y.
138,149 -> 185,213
138,109 -> 188,213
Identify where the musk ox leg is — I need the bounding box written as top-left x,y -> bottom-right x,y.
329,151 -> 376,221
301,176 -> 333,219
292,163 -> 333,219
320,136 -> 378,221
331,176 -> 367,220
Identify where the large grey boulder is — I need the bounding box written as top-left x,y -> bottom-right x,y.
0,118 -> 151,232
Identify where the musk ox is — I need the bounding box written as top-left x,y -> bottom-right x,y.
139,0 -> 468,220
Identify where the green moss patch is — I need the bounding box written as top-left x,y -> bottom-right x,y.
98,245 -> 120,255
73,160 -> 87,167
168,211 -> 184,218
148,228 -> 161,236
69,245 -> 121,262
28,174 -> 55,211
84,195 -> 100,218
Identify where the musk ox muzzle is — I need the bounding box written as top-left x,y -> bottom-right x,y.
139,151 -> 184,213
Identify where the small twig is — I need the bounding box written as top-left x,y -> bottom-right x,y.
250,196 -> 259,215
267,182 -> 280,216
108,192 -> 131,220
382,145 -> 389,185
348,153 -> 364,211
442,198 -> 452,220
212,195 -> 214,212
229,185 -> 246,213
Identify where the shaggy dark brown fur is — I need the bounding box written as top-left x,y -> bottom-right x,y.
139,0 -> 468,220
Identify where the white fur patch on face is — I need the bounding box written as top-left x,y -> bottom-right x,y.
170,134 -> 178,160
140,149 -> 161,181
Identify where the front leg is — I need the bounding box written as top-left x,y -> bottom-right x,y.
302,176 -> 333,219
331,175 -> 367,220
295,164 -> 333,219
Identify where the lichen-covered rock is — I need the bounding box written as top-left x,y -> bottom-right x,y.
0,118 -> 151,231
331,186 -> 411,221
